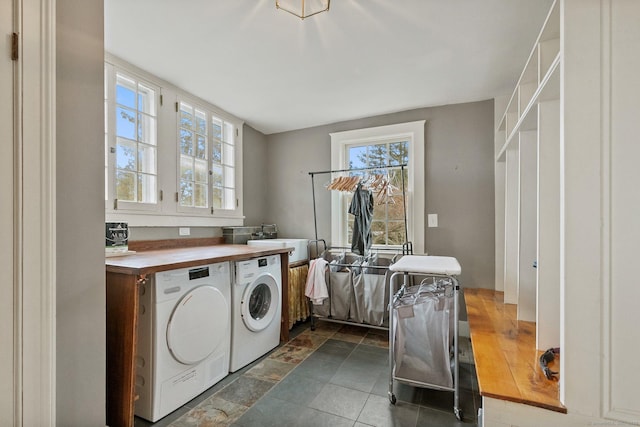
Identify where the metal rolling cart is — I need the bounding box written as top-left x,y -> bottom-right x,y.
387,255 -> 463,421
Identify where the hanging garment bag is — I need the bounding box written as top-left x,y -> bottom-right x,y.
393,287 -> 453,388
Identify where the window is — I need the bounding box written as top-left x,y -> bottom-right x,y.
345,141 -> 409,246
330,121 -> 425,253
105,65 -> 159,211
104,55 -> 244,227
177,100 -> 237,214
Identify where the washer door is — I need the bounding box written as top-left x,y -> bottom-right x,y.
241,273 -> 279,332
167,285 -> 229,365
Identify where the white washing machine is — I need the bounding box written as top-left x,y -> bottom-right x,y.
230,255 -> 282,372
135,262 -> 231,422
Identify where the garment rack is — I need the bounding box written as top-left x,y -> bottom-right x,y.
308,164 -> 409,249
306,164 -> 413,332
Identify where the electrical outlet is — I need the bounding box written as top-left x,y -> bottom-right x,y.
179,227 -> 190,236
428,214 -> 438,228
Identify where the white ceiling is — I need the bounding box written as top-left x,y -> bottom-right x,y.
105,0 -> 553,135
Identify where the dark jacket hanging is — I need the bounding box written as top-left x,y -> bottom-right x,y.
349,182 -> 374,255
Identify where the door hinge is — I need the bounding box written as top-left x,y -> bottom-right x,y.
236,198 -> 239,207
175,192 -> 179,202
175,102 -> 179,113
11,33 -> 19,61
211,207 -> 214,214
159,190 -> 163,201
236,128 -> 239,137
160,94 -> 163,106
113,199 -> 118,210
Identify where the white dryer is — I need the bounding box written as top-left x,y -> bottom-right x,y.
230,255 -> 282,372
135,262 -> 231,422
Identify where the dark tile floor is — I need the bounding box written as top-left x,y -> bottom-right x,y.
134,320 -> 480,427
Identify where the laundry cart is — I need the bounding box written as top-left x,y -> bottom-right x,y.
387,255 -> 463,421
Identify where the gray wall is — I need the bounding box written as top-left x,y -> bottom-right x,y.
243,124 -> 270,225
264,100 -> 495,288
56,0 -> 106,425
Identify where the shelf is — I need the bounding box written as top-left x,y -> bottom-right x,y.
495,0 -> 559,162
495,54 -> 560,162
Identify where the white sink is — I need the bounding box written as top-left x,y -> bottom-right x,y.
247,238 -> 309,264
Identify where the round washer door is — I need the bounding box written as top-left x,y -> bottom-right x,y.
241,273 -> 279,332
167,285 -> 229,365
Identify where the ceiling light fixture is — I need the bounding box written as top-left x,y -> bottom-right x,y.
276,0 -> 330,20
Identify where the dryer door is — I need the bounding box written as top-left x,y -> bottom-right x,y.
167,285 -> 229,365
241,273 -> 279,332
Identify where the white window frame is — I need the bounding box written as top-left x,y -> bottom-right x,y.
176,97 -> 241,217
105,62 -> 161,212
330,121 -> 425,254
104,54 -> 244,227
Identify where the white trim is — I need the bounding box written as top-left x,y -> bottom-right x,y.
329,120 -> 425,254
17,0 -> 56,424
105,211 -> 244,227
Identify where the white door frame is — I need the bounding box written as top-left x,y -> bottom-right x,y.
8,0 -> 57,425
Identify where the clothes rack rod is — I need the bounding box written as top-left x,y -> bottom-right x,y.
308,164 -> 408,176
308,164 -> 409,245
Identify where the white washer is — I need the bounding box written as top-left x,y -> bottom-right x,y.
230,255 -> 282,372
135,262 -> 231,422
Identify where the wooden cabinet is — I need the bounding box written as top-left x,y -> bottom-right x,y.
105,245 -> 290,427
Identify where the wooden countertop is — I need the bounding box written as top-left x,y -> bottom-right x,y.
105,244 -> 293,275
464,288 -> 566,413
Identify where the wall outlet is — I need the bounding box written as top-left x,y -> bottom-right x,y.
179,227 -> 190,236
428,214 -> 438,228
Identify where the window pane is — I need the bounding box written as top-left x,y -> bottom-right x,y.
137,144 -> 156,174
195,110 -> 206,134
194,159 -> 208,182
180,103 -> 193,129
348,146 -> 367,169
116,107 -> 136,140
372,204 -> 387,221
180,129 -> 193,156
195,134 -> 207,159
137,114 -> 156,145
388,221 -> 406,245
223,188 -> 235,210
116,75 -> 136,109
211,165 -> 223,187
116,138 -> 136,171
180,156 -> 193,181
212,140 -> 222,163
194,183 -> 207,208
371,221 -> 386,245
224,166 -> 234,188
222,143 -> 234,166
116,170 -> 136,201
211,118 -> 222,140
137,174 -> 157,203
387,197 -> 405,219
137,83 -> 156,115
368,144 -> 387,167
389,141 -> 408,165
180,181 -> 193,206
223,122 -> 234,143
212,187 -> 222,209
